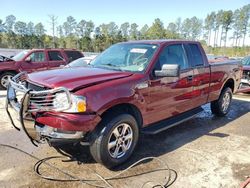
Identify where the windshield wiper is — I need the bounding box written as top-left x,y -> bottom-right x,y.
95,63 -> 123,71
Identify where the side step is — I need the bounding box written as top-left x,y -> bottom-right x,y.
142,107 -> 203,135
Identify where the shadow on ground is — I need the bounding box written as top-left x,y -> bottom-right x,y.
41,98 -> 250,171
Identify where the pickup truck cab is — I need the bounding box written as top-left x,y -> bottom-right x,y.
0,48 -> 83,89
6,40 -> 242,168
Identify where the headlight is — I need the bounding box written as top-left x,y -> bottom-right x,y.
53,93 -> 86,113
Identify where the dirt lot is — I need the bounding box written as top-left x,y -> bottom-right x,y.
0,90 -> 249,188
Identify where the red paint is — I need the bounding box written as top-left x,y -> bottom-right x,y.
28,40 -> 241,132
0,49 -> 83,74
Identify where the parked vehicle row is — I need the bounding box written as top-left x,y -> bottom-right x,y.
6,40 -> 242,168
0,48 -> 83,89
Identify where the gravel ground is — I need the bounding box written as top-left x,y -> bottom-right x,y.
0,90 -> 249,188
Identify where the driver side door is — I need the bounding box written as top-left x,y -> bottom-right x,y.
144,43 -> 194,125
21,51 -> 48,73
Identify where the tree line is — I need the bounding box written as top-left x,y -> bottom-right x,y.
0,4 -> 249,56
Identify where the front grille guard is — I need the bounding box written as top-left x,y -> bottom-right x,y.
9,72 -> 72,112
6,72 -> 72,146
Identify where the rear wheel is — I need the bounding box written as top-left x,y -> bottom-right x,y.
211,87 -> 232,116
90,114 -> 139,168
0,72 -> 15,90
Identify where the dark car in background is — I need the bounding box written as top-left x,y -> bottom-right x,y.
0,48 -> 83,89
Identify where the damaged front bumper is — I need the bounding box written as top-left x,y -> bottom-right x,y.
237,79 -> 250,93
5,72 -> 86,146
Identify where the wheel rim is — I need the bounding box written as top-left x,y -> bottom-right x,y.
108,123 -> 133,159
1,75 -> 13,88
221,92 -> 231,112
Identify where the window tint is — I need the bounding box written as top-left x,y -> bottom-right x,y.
155,44 -> 188,70
48,51 -> 63,61
65,51 -> 83,61
29,52 -> 45,62
187,44 -> 204,67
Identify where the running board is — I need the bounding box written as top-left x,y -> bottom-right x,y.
142,107 -> 203,135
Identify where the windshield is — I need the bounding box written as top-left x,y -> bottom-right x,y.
90,43 -> 159,72
66,57 -> 88,67
242,56 -> 250,66
12,50 -> 30,61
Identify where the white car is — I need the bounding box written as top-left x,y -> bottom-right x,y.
65,55 -> 97,68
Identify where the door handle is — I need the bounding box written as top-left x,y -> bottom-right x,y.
187,75 -> 193,81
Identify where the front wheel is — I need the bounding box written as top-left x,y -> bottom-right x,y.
211,87 -> 233,116
0,72 -> 15,90
90,114 -> 139,168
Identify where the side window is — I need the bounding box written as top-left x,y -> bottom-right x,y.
155,44 -> 188,71
187,44 -> 204,67
65,51 -> 83,61
48,51 -> 63,61
28,52 -> 45,62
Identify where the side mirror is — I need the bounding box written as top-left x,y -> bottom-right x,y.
25,56 -> 31,62
154,64 -> 180,77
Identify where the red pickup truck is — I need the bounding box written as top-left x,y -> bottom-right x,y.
0,48 -> 83,89
6,40 -> 242,168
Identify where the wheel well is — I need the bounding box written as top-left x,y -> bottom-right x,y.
0,70 -> 18,76
100,103 -> 143,128
223,78 -> 234,92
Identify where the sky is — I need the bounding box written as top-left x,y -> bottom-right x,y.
0,0 -> 250,45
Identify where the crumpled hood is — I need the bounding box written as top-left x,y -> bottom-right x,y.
28,67 -> 133,91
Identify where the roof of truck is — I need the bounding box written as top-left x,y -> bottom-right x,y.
121,39 -> 200,45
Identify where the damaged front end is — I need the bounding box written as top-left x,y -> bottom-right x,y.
6,72 -> 85,146
238,69 -> 250,93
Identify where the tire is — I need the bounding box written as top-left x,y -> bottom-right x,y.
0,72 -> 16,90
211,87 -> 233,117
90,114 -> 139,168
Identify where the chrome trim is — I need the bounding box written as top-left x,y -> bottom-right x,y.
35,125 -> 84,139
8,72 -> 72,112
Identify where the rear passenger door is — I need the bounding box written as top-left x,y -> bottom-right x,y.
47,50 -> 65,69
184,43 -> 211,107
64,50 -> 83,64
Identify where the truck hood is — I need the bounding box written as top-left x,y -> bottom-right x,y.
28,67 -> 133,91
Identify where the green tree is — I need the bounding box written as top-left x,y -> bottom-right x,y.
232,9 -> 242,46
120,22 -> 130,39
129,23 -> 138,40
34,22 -> 46,48
140,24 -> 149,39
204,13 -> 215,46
240,4 -> 250,47
214,10 -> 223,47
181,18 -> 192,39
5,15 -> 16,31
221,10 -> 233,47
63,16 -> 76,36
190,16 -> 203,40
147,18 -> 166,39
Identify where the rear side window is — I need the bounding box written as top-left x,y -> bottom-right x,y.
48,51 -> 63,61
65,51 -> 83,61
186,44 -> 204,67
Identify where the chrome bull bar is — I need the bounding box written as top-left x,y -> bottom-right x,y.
6,72 -> 72,146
